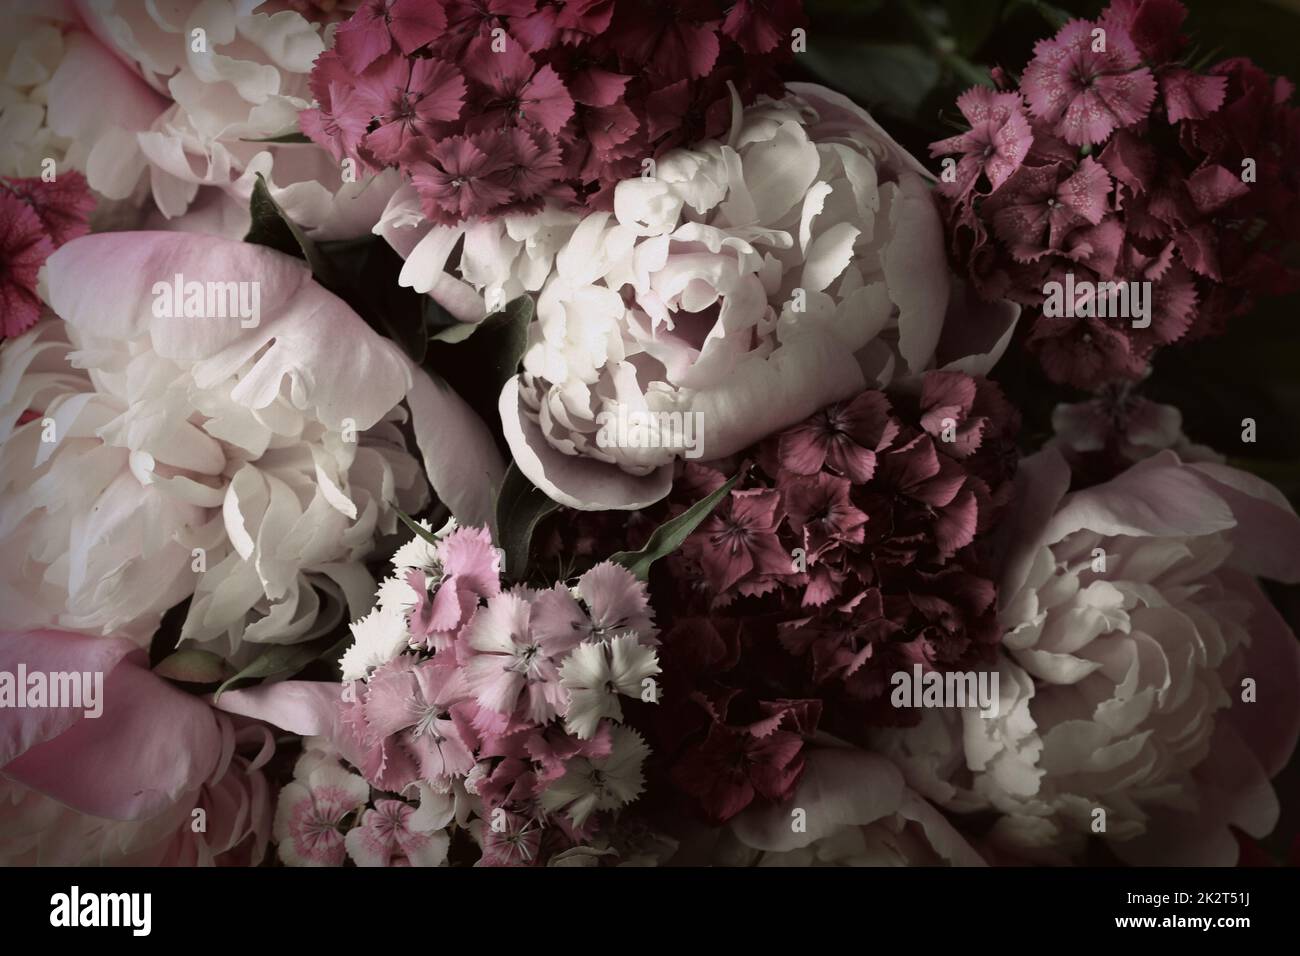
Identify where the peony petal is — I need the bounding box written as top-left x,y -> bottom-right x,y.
730,745 -> 906,853
213,680 -> 344,738
1042,451 -> 1235,544
1188,462 -> 1300,582
1218,570 -> 1300,779
994,446 -> 1072,603
499,377 -> 673,510
1,630 -> 222,821
406,363 -> 505,525
692,333 -> 867,462
0,630 -> 136,766
882,175 -> 950,376
934,282 -> 1020,376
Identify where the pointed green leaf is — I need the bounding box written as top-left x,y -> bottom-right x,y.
213,631 -> 347,700
244,173 -> 340,287
240,130 -> 312,144
358,240 -> 429,363
609,470 -> 743,580
153,648 -> 229,684
395,507 -> 443,547
425,295 -> 535,429
494,461 -> 559,581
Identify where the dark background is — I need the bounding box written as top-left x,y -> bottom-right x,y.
794,0 -> 1300,862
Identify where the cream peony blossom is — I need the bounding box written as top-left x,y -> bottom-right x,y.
0,2 -> 79,178
381,83 -> 1018,509
667,745 -> 986,866
0,232 -> 503,662
20,0 -> 397,236
1052,392 -> 1224,465
876,447 -> 1300,864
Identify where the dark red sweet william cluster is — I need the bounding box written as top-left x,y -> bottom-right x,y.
622,372 -> 1020,825
931,0 -> 1300,390
301,0 -> 805,224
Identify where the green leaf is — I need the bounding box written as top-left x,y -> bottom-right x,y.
395,507 -> 443,546
943,0 -> 1000,54
153,648 -> 229,684
425,295 -> 535,431
244,173 -> 339,286
240,130 -> 312,144
494,462 -> 559,581
802,40 -> 941,118
609,469 -> 743,580
214,632 -> 346,700
465,296 -> 534,399
359,240 -> 429,363
424,295 -> 468,342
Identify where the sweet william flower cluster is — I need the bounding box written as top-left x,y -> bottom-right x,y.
931,0 -> 1300,388
1,0 -> 1299,872
279,519 -> 660,866
302,0 -> 804,220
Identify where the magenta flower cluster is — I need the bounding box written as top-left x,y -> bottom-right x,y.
300,0 -> 804,224
931,0 -> 1300,390
628,372 -> 1020,825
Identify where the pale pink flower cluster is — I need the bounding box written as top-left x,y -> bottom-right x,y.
273,522 -> 660,866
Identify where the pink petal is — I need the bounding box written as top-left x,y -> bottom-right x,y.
2,631 -> 221,821
1162,69 -> 1227,123
213,680 -> 344,737
407,360 -> 505,525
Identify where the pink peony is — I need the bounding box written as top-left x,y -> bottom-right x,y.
0,630 -> 272,865
0,231 -> 504,655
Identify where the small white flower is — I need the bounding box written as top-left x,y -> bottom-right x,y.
391,517 -> 456,573
560,634 -> 660,739
339,604 -> 409,682
273,763 -> 369,867
376,573 -> 420,616
540,726 -> 650,826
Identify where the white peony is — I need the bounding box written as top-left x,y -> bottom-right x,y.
668,746 -> 986,867
22,0 -> 397,236
382,83 -> 1018,509
876,447 -> 1300,864
0,3 -> 78,178
0,231 -> 503,662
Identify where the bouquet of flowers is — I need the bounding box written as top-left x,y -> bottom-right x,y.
3,0 -> 1299,871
